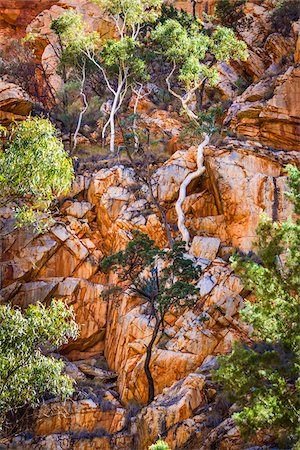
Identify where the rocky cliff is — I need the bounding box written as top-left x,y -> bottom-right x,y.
0,0 -> 299,449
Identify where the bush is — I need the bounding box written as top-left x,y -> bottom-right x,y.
270,0 -> 300,36
149,439 -> 170,450
0,300 -> 79,429
214,166 -> 300,447
0,117 -> 74,230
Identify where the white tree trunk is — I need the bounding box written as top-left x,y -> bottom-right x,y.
73,62 -> 88,152
175,133 -> 210,248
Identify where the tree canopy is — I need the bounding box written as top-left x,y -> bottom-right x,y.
152,19 -> 248,118
0,117 -> 74,230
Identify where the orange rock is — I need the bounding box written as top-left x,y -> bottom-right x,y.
226,67 -> 300,151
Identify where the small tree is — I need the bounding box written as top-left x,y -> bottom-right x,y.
0,117 -> 74,231
0,300 -> 79,430
151,18 -> 248,118
214,166 -> 300,448
50,12 -> 100,151
101,231 -> 201,404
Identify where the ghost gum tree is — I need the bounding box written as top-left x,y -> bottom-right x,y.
50,12 -> 91,151
152,19 -> 248,247
56,0 -> 162,153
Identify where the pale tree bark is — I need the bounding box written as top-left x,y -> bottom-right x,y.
73,61 -> 89,152
175,133 -> 210,248
84,49 -> 129,153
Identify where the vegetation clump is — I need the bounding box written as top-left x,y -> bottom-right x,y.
215,166 -> 300,448
0,300 -> 79,431
0,117 -> 74,230
149,439 -> 170,450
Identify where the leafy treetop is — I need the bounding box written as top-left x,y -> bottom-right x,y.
0,117 -> 74,230
152,19 -> 248,88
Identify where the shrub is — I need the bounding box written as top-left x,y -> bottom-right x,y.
149,439 -> 170,450
0,300 -> 79,429
214,0 -> 247,30
0,117 -> 74,230
214,166 -> 300,447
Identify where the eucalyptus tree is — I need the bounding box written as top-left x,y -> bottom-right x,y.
51,12 -> 91,151
55,0 -> 162,153
152,19 -> 248,119
0,118 -> 74,231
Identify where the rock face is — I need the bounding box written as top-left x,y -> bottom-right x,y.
0,130 -> 297,447
0,0 -> 57,45
0,0 -> 300,448
226,67 -> 300,151
0,79 -> 33,124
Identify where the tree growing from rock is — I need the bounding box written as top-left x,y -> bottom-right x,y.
101,231 -> 201,404
215,165 -> 300,448
0,300 -> 79,431
0,117 -> 74,231
151,18 -> 248,118
152,17 -> 247,248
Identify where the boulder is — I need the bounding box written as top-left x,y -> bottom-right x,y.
0,79 -> 33,124
189,236 -> 221,260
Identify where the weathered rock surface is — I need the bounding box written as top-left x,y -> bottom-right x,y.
225,66 -> 300,151
0,79 -> 33,124
34,396 -> 126,436
136,373 -> 206,449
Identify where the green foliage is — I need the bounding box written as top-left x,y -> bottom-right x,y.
93,0 -> 162,29
0,300 -> 79,427
51,11 -> 99,66
214,0 -> 246,30
101,231 -> 201,403
149,439 -> 170,450
151,15 -> 248,120
157,4 -> 199,29
101,37 -> 147,80
152,18 -> 247,89
197,106 -> 224,135
0,117 -> 74,229
101,231 -> 201,317
270,0 -> 300,36
214,166 -> 300,447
